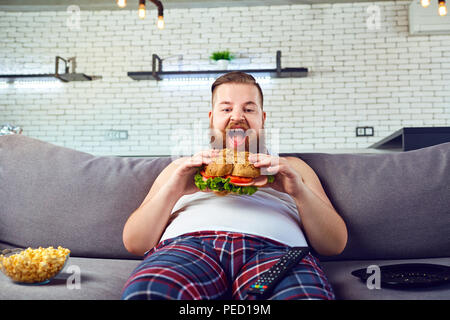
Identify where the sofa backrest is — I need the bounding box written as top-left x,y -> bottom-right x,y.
0,135 -> 171,259
1,135 -> 449,260
282,143 -> 450,261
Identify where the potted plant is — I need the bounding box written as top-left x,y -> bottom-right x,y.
210,50 -> 235,70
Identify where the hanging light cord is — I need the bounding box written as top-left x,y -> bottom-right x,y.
149,0 -> 164,18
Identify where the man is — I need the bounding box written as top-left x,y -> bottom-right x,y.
121,71 -> 347,300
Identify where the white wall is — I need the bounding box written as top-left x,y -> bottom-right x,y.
1,1 -> 449,155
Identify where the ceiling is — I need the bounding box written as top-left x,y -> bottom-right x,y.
0,0 -> 403,11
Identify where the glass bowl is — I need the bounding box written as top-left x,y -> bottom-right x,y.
0,246 -> 70,285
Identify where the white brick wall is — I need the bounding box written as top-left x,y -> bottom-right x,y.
1,1 -> 450,155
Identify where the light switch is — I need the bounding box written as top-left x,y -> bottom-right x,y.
356,127 -> 366,136
356,126 -> 374,137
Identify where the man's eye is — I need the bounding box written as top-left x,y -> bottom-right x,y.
222,108 -> 231,112
245,109 -> 254,112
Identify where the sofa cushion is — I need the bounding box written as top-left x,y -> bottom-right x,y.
0,135 -> 172,259
0,256 -> 141,300
0,255 -> 447,300
282,142 -> 450,261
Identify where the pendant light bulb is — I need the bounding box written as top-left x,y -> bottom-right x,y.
138,0 -> 146,19
420,0 -> 431,7
116,0 -> 127,8
157,15 -> 165,29
438,0 -> 447,16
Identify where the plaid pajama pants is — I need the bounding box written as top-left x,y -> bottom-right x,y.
121,231 -> 335,300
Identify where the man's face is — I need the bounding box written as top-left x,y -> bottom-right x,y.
208,83 -> 266,153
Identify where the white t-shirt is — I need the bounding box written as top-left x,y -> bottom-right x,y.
159,187 -> 308,247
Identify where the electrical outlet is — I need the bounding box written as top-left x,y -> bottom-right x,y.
356,126 -> 374,137
105,130 -> 128,141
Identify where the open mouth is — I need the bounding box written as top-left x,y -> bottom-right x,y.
227,128 -> 246,148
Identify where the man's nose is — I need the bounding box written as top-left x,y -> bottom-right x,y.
230,109 -> 245,121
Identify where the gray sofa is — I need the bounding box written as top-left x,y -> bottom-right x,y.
0,135 -> 449,300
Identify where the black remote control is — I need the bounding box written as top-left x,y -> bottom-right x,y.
248,246 -> 309,299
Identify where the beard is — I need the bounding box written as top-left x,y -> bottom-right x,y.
208,117 -> 267,154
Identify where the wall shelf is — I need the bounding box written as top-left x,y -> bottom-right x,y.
0,73 -> 94,83
0,56 -> 101,83
128,51 -> 308,81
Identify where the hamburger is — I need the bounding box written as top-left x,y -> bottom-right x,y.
194,149 -> 275,196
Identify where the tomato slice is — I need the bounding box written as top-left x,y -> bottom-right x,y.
201,171 -> 253,184
200,170 -> 215,179
226,175 -> 253,184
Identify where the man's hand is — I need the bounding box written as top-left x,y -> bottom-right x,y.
168,149 -> 220,196
248,153 -> 305,198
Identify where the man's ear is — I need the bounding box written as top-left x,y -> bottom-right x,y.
209,110 -> 213,128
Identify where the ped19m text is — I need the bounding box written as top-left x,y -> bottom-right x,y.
223,304 -> 270,316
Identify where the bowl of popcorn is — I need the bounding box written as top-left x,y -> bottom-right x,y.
0,246 -> 70,285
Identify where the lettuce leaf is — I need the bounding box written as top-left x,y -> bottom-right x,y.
194,171 -> 274,196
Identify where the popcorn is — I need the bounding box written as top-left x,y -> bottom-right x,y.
0,246 -> 70,283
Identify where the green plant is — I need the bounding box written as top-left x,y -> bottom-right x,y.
209,50 -> 235,61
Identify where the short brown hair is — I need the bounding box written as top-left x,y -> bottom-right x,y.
211,71 -> 263,109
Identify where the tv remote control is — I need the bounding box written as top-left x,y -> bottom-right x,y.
248,246 -> 309,299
